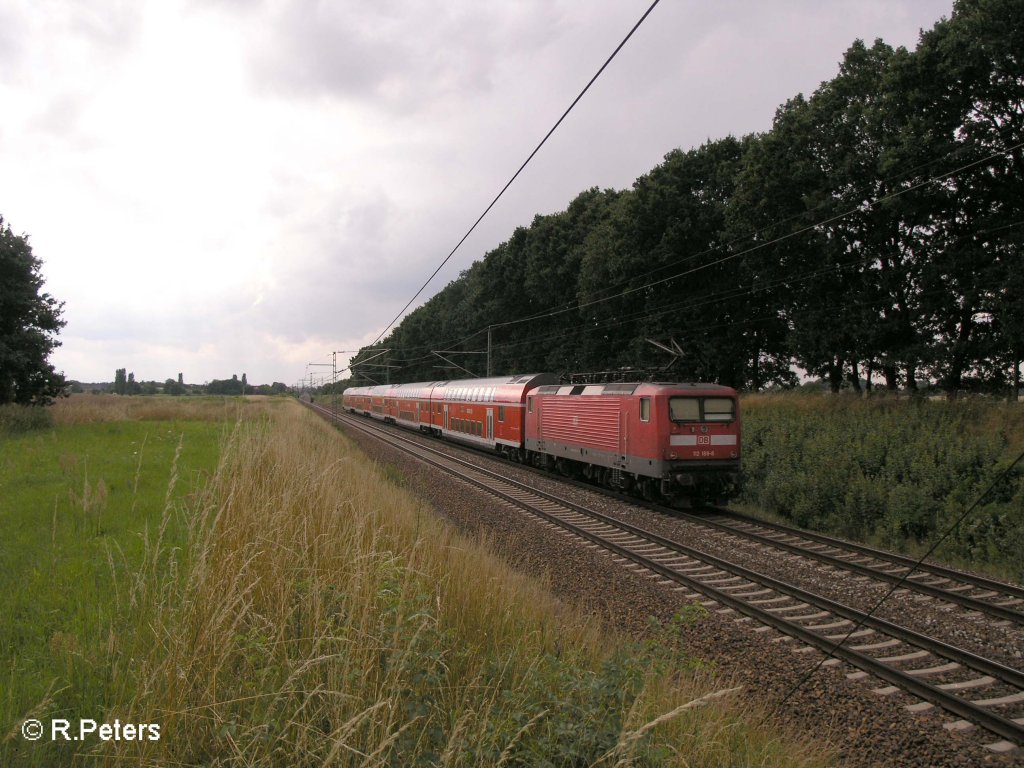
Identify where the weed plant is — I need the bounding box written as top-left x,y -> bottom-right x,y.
739,392 -> 1024,580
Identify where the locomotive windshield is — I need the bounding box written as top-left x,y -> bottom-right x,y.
669,396 -> 735,423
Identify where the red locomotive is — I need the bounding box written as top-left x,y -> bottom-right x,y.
342,374 -> 740,505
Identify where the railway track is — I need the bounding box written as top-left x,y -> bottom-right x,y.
663,507 -> 1024,627
323,401 -> 1024,629
308,403 -> 1024,753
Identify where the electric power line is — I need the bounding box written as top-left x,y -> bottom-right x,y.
764,445 -> 1024,725
367,0 -> 663,348
344,139 -> 1023,371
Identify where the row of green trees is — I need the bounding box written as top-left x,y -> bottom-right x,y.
99,371 -> 289,396
106,369 -> 189,396
204,374 -> 287,395
351,0 -> 1023,396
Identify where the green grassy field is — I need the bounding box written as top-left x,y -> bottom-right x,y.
1,396 -> 829,767
0,397 -> 246,766
738,393 -> 1024,581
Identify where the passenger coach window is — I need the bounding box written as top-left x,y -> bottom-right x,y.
498,406 -> 505,422
640,398 -> 650,422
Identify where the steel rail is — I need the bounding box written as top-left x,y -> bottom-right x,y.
651,508 -> 1024,624
323,401 -> 1024,618
315,404 -> 1024,745
708,508 -> 1024,602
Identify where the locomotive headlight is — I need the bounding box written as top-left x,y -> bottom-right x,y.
730,451 -> 737,458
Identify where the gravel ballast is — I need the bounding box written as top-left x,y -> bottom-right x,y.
331,413 -> 1022,767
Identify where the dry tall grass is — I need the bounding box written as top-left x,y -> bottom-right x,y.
50,394 -> 276,425
96,400 -> 828,767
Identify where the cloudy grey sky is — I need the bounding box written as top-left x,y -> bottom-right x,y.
1,0 -> 951,386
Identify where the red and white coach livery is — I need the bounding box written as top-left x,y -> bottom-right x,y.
343,376 -> 740,504
429,374 -> 557,449
343,374 -> 557,450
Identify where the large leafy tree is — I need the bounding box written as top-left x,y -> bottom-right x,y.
350,0 -> 1023,395
896,0 -> 1024,395
811,39 -> 925,392
727,94 -> 846,388
510,187 -> 624,375
610,137 -> 768,387
728,40 -> 928,393
0,217 -> 66,405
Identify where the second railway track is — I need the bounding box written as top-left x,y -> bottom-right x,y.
694,508 -> 1024,625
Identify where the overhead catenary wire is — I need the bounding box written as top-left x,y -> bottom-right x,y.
366,0 -> 663,349
478,274 -> 1016,365
341,139 -> 1023,373
570,125 -> 1024,308
341,265 -> 1014,383
399,130 -> 1024,357
337,272 -> 1011,383
479,139 -> 1024,335
320,23 -> 1024,737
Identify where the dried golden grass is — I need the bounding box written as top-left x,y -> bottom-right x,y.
50,394 -> 276,425
92,400 -> 828,767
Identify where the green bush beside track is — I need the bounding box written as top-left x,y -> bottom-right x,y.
739,393 -> 1024,581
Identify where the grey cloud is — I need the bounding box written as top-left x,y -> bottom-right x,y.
340,194 -> 397,243
256,4 -> 401,100
247,192 -> 466,348
64,1 -> 143,49
243,2 -> 565,111
29,92 -> 94,142
0,6 -> 24,74
30,0 -> 956,386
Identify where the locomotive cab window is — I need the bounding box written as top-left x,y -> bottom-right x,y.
669,396 -> 735,423
527,397 -> 533,413
669,397 -> 700,422
639,398 -> 650,422
703,397 -> 735,421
